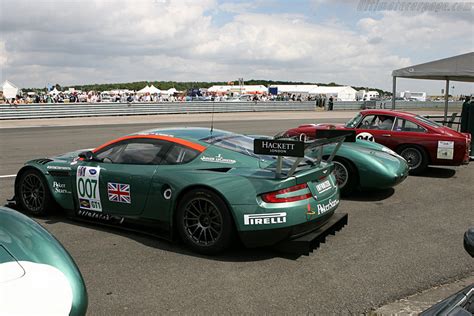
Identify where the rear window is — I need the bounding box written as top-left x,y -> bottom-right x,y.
201,135 -> 268,159
415,115 -> 442,128
201,134 -> 314,171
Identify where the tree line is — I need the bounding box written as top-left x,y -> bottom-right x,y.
23,80 -> 390,96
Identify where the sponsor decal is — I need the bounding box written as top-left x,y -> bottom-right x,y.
437,141 -> 454,160
200,154 -> 236,164
244,212 -> 287,225
316,199 -> 340,215
47,165 -> 72,171
52,181 -> 71,194
79,198 -> 91,209
76,166 -> 102,212
254,139 -> 304,157
77,209 -> 111,221
315,179 -> 332,194
77,209 -> 125,224
107,182 -> 131,204
356,132 -> 375,142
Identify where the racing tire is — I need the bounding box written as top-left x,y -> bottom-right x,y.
397,145 -> 428,175
332,157 -> 358,196
177,189 -> 234,255
16,169 -> 53,216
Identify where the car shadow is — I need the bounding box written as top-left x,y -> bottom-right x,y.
38,214 -> 304,262
415,166 -> 456,179
343,188 -> 395,202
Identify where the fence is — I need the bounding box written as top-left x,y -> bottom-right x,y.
0,101 -> 464,120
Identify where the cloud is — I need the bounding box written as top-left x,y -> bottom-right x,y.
0,0 -> 472,94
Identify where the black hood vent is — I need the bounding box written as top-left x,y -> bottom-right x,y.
199,168 -> 232,173
32,158 -> 53,165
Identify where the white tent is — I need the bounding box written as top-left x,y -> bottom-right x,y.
241,85 -> 267,94
391,52 -> 474,121
165,88 -> 177,95
207,85 -> 232,93
49,87 -> 60,96
148,85 -> 161,94
137,85 -> 151,94
308,86 -> 357,101
1,80 -> 19,99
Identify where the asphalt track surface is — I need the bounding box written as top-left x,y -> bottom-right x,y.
1,114 -> 473,314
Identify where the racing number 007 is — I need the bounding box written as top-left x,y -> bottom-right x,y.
78,178 -> 97,199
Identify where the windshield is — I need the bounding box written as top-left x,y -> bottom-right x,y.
345,112 -> 363,128
415,115 -> 442,128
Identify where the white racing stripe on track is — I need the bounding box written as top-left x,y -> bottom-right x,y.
0,175 -> 16,178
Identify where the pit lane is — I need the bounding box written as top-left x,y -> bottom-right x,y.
1,112 -> 473,314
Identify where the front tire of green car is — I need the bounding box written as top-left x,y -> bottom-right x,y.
333,157 -> 358,196
16,169 -> 53,216
177,189 -> 234,255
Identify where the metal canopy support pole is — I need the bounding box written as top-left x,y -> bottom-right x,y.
444,79 -> 449,125
392,76 -> 396,110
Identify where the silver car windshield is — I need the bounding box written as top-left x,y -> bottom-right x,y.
345,113 -> 363,128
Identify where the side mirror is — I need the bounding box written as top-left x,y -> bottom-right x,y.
78,150 -> 97,162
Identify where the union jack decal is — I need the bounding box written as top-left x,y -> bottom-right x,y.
107,182 -> 131,204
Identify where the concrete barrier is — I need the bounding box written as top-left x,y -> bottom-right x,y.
0,100 -> 463,120
0,101 -> 317,120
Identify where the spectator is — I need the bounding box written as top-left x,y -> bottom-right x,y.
328,96 -> 334,111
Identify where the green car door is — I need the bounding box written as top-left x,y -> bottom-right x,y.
75,138 -> 171,216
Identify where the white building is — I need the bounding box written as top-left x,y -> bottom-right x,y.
207,85 -> 267,94
268,85 -> 319,94
399,91 -> 427,101
308,86 -> 358,101
356,90 -> 380,101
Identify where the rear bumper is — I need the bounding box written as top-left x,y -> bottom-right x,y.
239,212 -> 348,254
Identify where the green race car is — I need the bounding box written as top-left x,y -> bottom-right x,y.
261,131 -> 409,195
308,139 -> 409,195
13,127 -> 347,255
0,206 -> 87,315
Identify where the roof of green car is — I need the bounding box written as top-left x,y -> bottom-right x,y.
136,127 -> 235,142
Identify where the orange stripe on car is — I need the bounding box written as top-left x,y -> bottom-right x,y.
93,135 -> 207,153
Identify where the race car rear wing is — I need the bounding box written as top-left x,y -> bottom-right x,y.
254,132 -> 353,178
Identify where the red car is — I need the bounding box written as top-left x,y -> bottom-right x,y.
285,110 -> 471,174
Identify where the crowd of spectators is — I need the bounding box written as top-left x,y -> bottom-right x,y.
0,90 -> 330,106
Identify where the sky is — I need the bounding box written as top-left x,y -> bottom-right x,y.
0,0 -> 473,94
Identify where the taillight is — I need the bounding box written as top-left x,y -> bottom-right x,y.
261,183 -> 312,203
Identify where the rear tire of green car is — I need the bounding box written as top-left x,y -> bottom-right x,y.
333,157 -> 358,196
16,169 -> 53,216
177,189 -> 234,255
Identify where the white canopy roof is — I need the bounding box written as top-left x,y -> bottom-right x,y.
392,52 -> 474,82
162,88 -> 177,95
308,86 -> 356,94
48,87 -> 60,96
137,85 -> 161,94
137,85 -> 151,94
148,85 -> 161,94
1,80 -> 19,99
